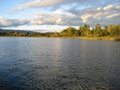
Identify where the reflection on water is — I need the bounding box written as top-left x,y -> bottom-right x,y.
0,37 -> 120,90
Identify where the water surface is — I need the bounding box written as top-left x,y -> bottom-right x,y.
0,37 -> 120,90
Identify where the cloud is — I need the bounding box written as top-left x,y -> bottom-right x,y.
31,10 -> 82,26
0,16 -> 30,27
1,1 -> 120,29
103,4 -> 120,11
106,13 -> 120,19
14,0 -> 113,11
1,3 -> 120,28
103,5 -> 114,11
81,14 -> 92,23
80,3 -> 120,24
15,0 -> 62,10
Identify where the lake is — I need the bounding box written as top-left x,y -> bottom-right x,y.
0,37 -> 120,90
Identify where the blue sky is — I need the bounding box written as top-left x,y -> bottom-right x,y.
0,0 -> 120,32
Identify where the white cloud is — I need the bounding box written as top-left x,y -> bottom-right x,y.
1,1 -> 120,29
103,5 -> 114,10
14,0 -> 107,11
103,3 -> 120,11
93,12 -> 103,18
81,14 -> 92,23
80,3 -> 120,24
31,10 -> 82,26
15,0 -> 62,10
97,7 -> 102,11
106,13 -> 120,19
2,3 -> 120,28
0,16 -> 29,27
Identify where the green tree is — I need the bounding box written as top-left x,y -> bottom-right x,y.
81,24 -> 91,37
107,24 -> 120,36
94,24 -> 103,36
61,27 -> 76,37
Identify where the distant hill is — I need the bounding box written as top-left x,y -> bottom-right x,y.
0,29 -> 35,33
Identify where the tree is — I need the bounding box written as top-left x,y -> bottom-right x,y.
107,24 -> 120,36
81,24 -> 91,37
73,30 -> 80,37
61,27 -> 77,37
94,24 -> 103,36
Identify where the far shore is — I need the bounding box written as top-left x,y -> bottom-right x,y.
0,36 -> 120,41
1,24 -> 120,41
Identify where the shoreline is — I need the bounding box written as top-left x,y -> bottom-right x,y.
0,36 -> 120,41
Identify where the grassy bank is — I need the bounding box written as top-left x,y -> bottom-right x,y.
75,36 -> 120,41
1,35 -> 120,41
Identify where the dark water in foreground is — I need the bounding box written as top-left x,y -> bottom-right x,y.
0,37 -> 120,90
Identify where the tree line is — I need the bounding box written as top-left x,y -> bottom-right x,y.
59,24 -> 120,37
0,24 -> 120,38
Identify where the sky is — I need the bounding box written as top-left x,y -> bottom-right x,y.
0,0 -> 120,32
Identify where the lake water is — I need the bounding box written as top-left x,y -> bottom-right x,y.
0,37 -> 120,90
